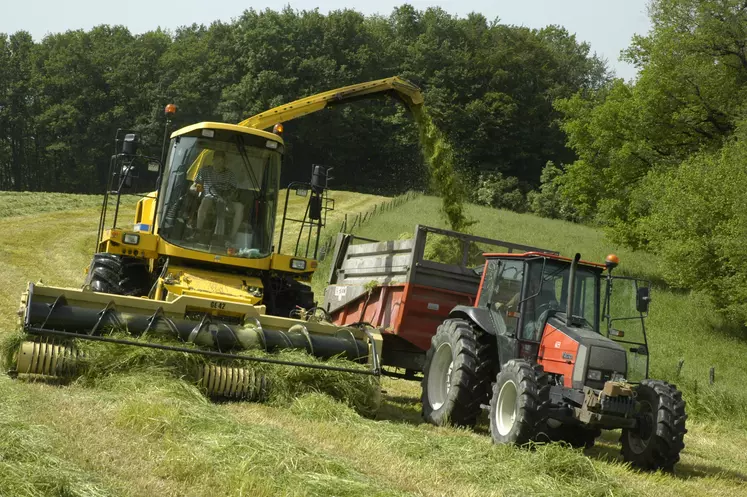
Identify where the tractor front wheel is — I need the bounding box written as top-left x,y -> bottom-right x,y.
621,379 -> 687,471
489,359 -> 549,445
421,318 -> 493,427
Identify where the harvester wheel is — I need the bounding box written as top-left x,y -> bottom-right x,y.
542,422 -> 601,449
85,253 -> 150,296
489,359 -> 549,445
621,379 -> 687,471
421,318 -> 494,427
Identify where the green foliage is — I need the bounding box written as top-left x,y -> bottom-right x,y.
0,7 -> 607,195
548,0 -> 747,325
641,121 -> 747,324
474,172 -> 528,213
527,161 -> 578,221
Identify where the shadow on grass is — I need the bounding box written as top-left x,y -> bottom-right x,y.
375,394 -> 423,425
585,432 -> 747,482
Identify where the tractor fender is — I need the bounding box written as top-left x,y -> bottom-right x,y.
448,306 -> 498,335
448,305 -> 517,370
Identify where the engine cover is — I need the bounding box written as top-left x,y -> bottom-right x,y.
538,316 -> 627,389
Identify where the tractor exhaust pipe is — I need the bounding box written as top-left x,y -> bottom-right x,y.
566,253 -> 581,326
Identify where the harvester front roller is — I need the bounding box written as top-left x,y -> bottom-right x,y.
14,340 -> 81,379
197,364 -> 268,401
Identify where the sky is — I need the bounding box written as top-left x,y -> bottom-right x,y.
0,0 -> 651,81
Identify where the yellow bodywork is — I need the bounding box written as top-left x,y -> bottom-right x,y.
239,76 -> 423,129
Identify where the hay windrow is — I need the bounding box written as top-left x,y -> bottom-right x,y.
5,332 -> 380,416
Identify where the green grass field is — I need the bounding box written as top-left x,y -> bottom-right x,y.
1,191 -> 746,497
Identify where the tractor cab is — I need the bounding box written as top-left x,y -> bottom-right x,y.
476,252 -> 651,386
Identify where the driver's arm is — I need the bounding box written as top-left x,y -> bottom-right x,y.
191,169 -> 204,193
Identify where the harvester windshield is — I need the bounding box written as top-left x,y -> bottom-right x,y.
158,132 -> 281,258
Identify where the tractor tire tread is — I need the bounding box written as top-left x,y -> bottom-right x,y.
621,379 -> 687,471
490,359 -> 550,445
422,318 -> 495,427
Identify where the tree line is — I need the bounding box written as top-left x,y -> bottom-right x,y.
0,6 -> 607,196
541,0 -> 747,325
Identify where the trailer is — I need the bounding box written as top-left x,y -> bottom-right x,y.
323,225 -> 556,377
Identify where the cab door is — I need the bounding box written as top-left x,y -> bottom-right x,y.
603,275 -> 651,382
477,258 -> 526,363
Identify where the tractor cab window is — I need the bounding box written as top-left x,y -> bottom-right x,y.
157,134 -> 282,258
479,259 -> 524,336
521,260 -> 600,341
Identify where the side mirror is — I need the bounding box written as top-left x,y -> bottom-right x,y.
147,161 -> 160,173
122,133 -> 139,156
636,286 -> 650,313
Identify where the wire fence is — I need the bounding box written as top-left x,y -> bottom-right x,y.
317,191 -> 419,261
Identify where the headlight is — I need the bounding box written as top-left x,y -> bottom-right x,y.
587,369 -> 602,381
290,259 -> 307,270
123,233 -> 140,245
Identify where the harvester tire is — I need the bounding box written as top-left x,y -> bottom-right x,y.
621,379 -> 687,471
542,423 -> 601,449
85,253 -> 150,296
489,359 -> 549,445
421,318 -> 494,427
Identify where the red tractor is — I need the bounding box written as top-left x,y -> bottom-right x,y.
421,251 -> 687,470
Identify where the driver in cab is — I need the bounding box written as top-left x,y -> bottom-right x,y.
190,150 -> 244,239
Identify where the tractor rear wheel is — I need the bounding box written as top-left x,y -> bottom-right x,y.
621,379 -> 687,471
421,318 -> 494,427
489,359 -> 549,445
85,253 -> 151,296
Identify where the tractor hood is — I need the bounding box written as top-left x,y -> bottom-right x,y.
540,315 -> 628,390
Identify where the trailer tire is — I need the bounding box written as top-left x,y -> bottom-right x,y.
85,253 -> 151,297
489,359 -> 549,445
621,379 -> 687,471
421,318 -> 494,427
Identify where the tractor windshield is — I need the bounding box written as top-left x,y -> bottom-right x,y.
521,259 -> 600,341
157,133 -> 282,258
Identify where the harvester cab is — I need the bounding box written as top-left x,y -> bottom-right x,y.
422,251 -> 687,470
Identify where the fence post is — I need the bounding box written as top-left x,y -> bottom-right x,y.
709,367 -> 715,385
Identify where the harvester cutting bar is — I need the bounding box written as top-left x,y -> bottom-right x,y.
20,283 -> 381,377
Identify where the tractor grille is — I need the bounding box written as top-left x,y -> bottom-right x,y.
586,345 -> 627,389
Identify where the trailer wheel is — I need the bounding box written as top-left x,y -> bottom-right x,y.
621,379 -> 687,471
421,318 -> 494,427
489,359 -> 549,445
85,253 -> 151,296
